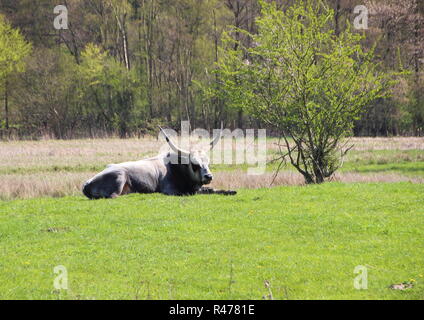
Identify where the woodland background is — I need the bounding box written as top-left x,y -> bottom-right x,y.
0,0 -> 423,139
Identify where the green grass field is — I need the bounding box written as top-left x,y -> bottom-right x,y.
1,182 -> 423,300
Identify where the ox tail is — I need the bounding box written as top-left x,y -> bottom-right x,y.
82,181 -> 94,199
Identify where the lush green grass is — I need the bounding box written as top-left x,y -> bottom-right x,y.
342,161 -> 424,177
341,150 -> 424,177
1,182 -> 423,300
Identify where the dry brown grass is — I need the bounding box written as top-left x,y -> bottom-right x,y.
0,136 -> 423,200
1,136 -> 422,169
0,138 -> 159,172
348,137 -> 424,151
210,170 -> 424,190
2,169 -> 422,201
0,136 -> 260,172
0,172 -> 91,200
331,172 -> 424,184
211,170 -> 305,189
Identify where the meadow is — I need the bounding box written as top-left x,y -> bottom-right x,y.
0,137 -> 423,299
0,137 -> 423,200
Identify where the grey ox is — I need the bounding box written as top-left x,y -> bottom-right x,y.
82,126 -> 234,199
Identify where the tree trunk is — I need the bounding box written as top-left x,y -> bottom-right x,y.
4,78 -> 9,130
334,0 -> 341,36
237,109 -> 243,129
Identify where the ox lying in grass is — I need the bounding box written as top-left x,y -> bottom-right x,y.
82,126 -> 236,199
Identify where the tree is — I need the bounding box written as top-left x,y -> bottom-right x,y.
218,0 -> 398,184
12,48 -> 83,138
1,0 -> 420,138
0,14 -> 31,130
353,0 -> 424,136
78,43 -> 143,137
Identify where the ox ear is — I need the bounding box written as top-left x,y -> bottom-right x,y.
159,126 -> 190,156
210,122 -> 224,150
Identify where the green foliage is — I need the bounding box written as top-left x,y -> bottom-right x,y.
0,14 -> 31,80
0,14 -> 31,130
0,0 -> 421,138
79,44 -> 108,87
78,43 -> 146,137
0,183 -> 423,299
403,85 -> 424,135
79,44 -> 138,91
217,0 -> 400,183
10,48 -> 83,137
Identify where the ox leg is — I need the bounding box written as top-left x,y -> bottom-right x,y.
85,169 -> 128,199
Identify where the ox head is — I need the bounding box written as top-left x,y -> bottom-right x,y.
160,124 -> 223,185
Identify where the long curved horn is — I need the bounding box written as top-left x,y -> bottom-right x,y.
210,122 -> 224,150
159,126 -> 190,156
